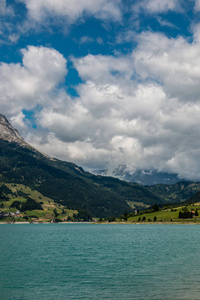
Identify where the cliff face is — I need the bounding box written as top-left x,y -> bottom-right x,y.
0,114 -> 26,146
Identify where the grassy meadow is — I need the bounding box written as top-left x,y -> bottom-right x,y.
118,204 -> 200,223
0,183 -> 77,222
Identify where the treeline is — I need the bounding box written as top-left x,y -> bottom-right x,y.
67,209 -> 92,222
0,184 -> 13,201
178,207 -> 198,219
10,197 -> 43,211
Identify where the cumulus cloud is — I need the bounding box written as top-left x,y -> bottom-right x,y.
33,32 -> 200,180
0,45 -> 67,115
133,31 -> 200,101
31,78 -> 200,178
72,54 -> 133,85
3,32 -> 200,179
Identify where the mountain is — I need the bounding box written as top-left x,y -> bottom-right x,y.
147,181 -> 200,204
93,165 -> 185,185
0,114 -> 162,217
186,189 -> 200,204
0,115 -> 27,146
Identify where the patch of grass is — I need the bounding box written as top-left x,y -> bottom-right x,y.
127,201 -> 151,209
129,204 -> 200,223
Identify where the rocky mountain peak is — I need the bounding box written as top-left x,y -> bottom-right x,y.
0,114 -> 27,146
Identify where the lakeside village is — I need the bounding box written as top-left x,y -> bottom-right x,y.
0,204 -> 200,223
0,210 -> 21,219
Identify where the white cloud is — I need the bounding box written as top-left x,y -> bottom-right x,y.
116,30 -> 137,44
157,17 -> 179,29
21,0 -> 122,23
0,0 -> 16,45
0,0 -> 13,16
21,46 -> 67,86
8,33 -> 20,43
72,54 -> 133,85
0,0 -> 122,44
194,0 -> 200,11
3,35 -> 200,179
0,45 -> 67,115
27,131 -> 110,169
28,76 -> 200,179
133,31 -> 200,101
10,111 -> 26,131
192,23 -> 200,42
79,36 -> 94,44
97,37 -> 104,45
134,0 -> 181,14
78,36 -> 104,45
43,33 -> 200,179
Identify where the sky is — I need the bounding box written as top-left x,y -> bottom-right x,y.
1,0 -> 200,180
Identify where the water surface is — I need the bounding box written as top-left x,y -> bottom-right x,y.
1,224 -> 200,300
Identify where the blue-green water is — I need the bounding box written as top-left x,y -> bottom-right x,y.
1,224 -> 200,300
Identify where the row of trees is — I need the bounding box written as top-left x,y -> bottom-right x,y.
178,207 -> 198,219
137,216 -> 157,222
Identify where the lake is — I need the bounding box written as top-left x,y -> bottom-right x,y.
1,223 -> 200,300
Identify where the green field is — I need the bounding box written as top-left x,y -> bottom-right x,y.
0,183 -> 77,222
125,204 -> 200,223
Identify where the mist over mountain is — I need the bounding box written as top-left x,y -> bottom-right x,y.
92,165 -> 186,186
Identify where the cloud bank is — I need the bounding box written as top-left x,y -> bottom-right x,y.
1,28 -> 200,180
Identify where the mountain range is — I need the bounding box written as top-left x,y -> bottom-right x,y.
0,114 -> 200,217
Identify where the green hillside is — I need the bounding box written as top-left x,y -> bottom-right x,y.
0,183 -> 77,222
0,140 -> 161,217
187,190 -> 200,204
128,203 -> 200,223
105,203 -> 200,223
147,181 -> 200,203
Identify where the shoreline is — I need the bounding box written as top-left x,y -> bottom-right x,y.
0,221 -> 200,225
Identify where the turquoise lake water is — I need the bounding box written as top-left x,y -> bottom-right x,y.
1,224 -> 200,300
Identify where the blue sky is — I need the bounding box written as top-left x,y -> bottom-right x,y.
1,0 -> 200,179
